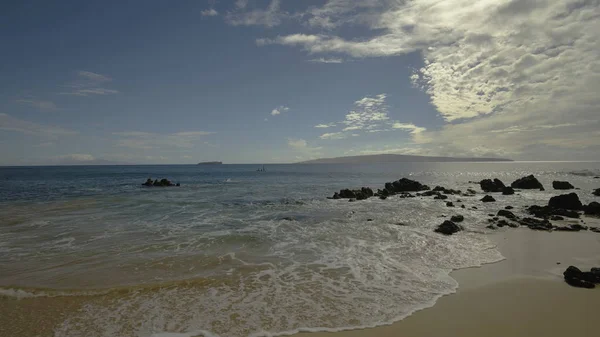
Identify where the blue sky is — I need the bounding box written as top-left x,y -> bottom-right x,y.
1,0 -> 599,165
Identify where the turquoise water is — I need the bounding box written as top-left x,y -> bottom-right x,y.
1,162 -> 599,337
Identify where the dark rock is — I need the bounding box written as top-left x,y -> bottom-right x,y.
552,208 -> 580,218
446,202 -> 454,207
348,198 -> 356,202
396,222 -> 409,226
142,178 -> 153,187
593,188 -> 600,196
434,194 -> 449,200
488,214 -> 494,217
367,219 -> 374,222
492,217 -> 499,221
176,183 -> 180,187
355,191 -> 368,200
591,227 -> 600,233
332,192 -> 341,199
548,193 -> 582,210
486,225 -> 497,229
497,219 -> 512,228
553,181 -> 575,190
550,215 -> 564,221
519,217 -> 552,230
434,220 -> 463,235
467,188 -> 477,194
390,178 -> 430,193
583,202 -> 600,216
282,217 -> 294,221
461,205 -> 466,209
507,221 -> 519,228
487,218 -> 495,223
144,178 -> 175,187
450,215 -> 464,223
511,175 -> 544,190
563,266 -> 600,288
472,206 -> 478,209
361,187 -> 374,198
505,206 -> 514,210
497,210 -> 517,220
526,205 -> 580,219
480,178 -> 505,192
480,195 -> 496,202
502,187 -> 515,195
379,195 -> 388,200
339,189 -> 356,199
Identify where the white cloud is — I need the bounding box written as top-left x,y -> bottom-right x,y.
271,105 -> 289,116
246,0 -> 600,160
319,132 -> 346,140
114,130 -> 215,150
308,57 -> 344,64
391,122 -> 426,135
16,99 -> 57,111
58,153 -> 95,162
0,113 -> 78,137
287,138 -> 323,159
314,123 -> 336,128
201,8 -> 219,17
60,71 -> 118,96
226,0 -> 286,27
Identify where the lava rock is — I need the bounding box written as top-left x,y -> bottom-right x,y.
502,187 -> 515,195
505,206 -> 514,210
434,220 -> 463,235
486,225 -> 497,229
550,215 -> 564,221
390,178 -> 431,193
480,195 -> 496,202
593,188 -> 600,196
339,189 -> 356,199
461,205 -> 466,209
379,195 -> 388,200
519,217 -> 552,231
144,178 -> 176,187
450,215 -> 464,223
434,194 -> 449,200
480,178 -> 506,192
511,175 -> 544,190
563,266 -> 600,288
446,202 -> 454,207
553,181 -> 575,190
583,202 -> 600,216
548,193 -> 582,210
497,209 -> 517,220
467,188 -> 477,194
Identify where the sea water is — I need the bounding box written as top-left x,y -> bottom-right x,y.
1,162 -> 599,337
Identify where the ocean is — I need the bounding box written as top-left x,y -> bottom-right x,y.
1,162 -> 599,337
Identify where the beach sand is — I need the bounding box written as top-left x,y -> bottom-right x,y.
293,226 -> 600,337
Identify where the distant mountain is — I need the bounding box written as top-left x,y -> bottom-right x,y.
197,161 -> 223,165
297,154 -> 512,164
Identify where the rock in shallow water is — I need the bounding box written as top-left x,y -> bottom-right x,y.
548,193 -> 583,210
511,175 -> 544,190
450,215 -> 464,223
434,220 -> 463,235
553,181 -> 575,190
563,266 -> 600,289
480,178 -> 505,192
481,195 -> 496,202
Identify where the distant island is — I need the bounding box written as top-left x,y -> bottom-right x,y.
197,161 -> 223,165
297,154 -> 512,164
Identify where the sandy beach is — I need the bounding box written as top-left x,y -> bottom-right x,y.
293,226 -> 600,337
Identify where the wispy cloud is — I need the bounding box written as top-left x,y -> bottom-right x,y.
226,0 -> 286,27
319,132 -> 346,140
113,130 -> 215,150
0,113 -> 78,137
201,8 -> 219,17
308,57 -> 344,64
287,138 -> 322,159
391,123 -> 426,135
16,98 -> 57,111
60,71 -> 119,96
271,105 -> 289,116
314,123 -> 336,128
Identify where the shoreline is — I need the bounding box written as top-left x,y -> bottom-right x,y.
290,225 -> 600,337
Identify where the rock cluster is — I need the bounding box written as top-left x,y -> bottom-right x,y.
142,178 -> 179,187
563,266 -> 600,289
511,175 -> 544,190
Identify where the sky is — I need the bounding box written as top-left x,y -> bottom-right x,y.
1,0 -> 599,165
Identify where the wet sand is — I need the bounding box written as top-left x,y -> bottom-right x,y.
293,226 -> 600,337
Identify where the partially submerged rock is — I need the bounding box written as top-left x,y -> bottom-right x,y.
502,187 -> 515,195
450,214 -> 464,223
480,195 -> 496,202
434,220 -> 463,235
593,188 -> 600,196
583,202 -> 600,216
548,193 -> 582,210
143,178 -> 177,187
553,181 -> 574,190
334,187 -> 374,200
480,178 -> 505,192
519,217 -> 552,231
511,175 -> 544,190
497,209 -> 517,220
563,266 -> 600,289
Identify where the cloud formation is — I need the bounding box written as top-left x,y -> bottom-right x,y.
271,105 -> 289,116
246,0 -> 600,159
16,99 -> 57,111
201,8 -> 219,17
0,113 -> 78,137
225,0 -> 286,27
308,57 -> 344,64
60,71 -> 119,96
